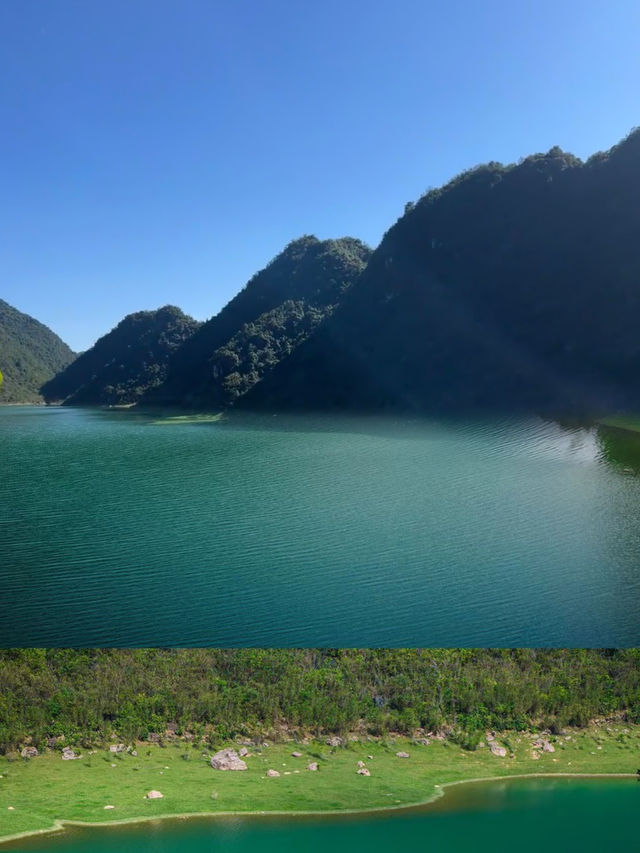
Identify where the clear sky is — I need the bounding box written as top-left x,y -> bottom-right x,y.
2,0 -> 639,351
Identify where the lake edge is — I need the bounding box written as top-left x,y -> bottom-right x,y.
1,773 -> 634,849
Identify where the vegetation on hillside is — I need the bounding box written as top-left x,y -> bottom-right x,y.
40,306 -> 200,406
0,300 -> 74,403
144,235 -> 371,407
246,129 -> 640,415
0,649 -> 638,753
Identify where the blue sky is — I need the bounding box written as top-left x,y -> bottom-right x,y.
2,0 -> 639,351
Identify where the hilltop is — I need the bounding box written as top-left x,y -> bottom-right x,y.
244,129 -> 640,415
143,235 -> 371,408
41,305 -> 200,406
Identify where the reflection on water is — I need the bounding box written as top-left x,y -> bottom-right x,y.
596,424 -> 640,473
1,407 -> 640,646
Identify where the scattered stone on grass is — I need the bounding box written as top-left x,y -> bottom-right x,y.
210,748 -> 248,771
20,747 -> 38,758
61,747 -> 80,760
146,790 -> 163,799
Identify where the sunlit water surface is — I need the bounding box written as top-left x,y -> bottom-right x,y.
1,406 -> 640,646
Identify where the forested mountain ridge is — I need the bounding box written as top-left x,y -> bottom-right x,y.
41,305 -> 200,406
244,129 -> 640,414
0,299 -> 75,403
143,235 -> 371,407
0,649 -> 638,752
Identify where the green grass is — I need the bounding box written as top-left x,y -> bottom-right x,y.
1,726 -> 638,844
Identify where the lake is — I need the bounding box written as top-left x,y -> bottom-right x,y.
4,778 -> 637,852
1,406 -> 640,646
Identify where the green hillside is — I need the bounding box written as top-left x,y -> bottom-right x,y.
41,305 -> 200,406
0,300 -> 75,403
245,129 -> 640,415
144,235 -> 371,407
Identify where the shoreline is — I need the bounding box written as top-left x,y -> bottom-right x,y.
0,772 -> 633,848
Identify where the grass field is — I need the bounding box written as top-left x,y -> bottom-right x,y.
1,725 -> 638,844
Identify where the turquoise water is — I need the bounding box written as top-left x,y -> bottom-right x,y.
1,406 -> 640,646
5,778 -> 638,852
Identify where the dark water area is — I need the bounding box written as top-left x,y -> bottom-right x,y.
2,406 -> 640,646
5,778 -> 637,852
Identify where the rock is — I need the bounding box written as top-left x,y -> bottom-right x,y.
543,741 -> 555,753
7,807 -> 15,811
367,755 -> 374,760
357,768 -> 371,776
210,748 -> 248,771
416,738 -> 431,745
61,747 -> 78,760
104,805 -> 115,810
357,760 -> 366,769
531,751 -> 540,760
266,769 -> 280,777
486,731 -> 496,743
148,733 -> 161,744
238,747 -> 249,757
326,737 -> 343,748
291,751 -> 302,758
146,790 -> 163,799
396,751 -> 410,758
20,747 -> 38,758
490,743 -> 507,757
131,750 -> 137,757
109,744 -> 126,754
307,762 -> 318,771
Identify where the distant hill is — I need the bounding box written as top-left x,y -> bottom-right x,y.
41,305 -> 201,406
244,129 -> 640,415
144,235 -> 371,407
0,300 -> 75,403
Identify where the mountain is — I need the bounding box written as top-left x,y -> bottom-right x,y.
144,235 -> 372,407
244,129 -> 640,415
0,300 -> 75,403
41,305 -> 201,406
